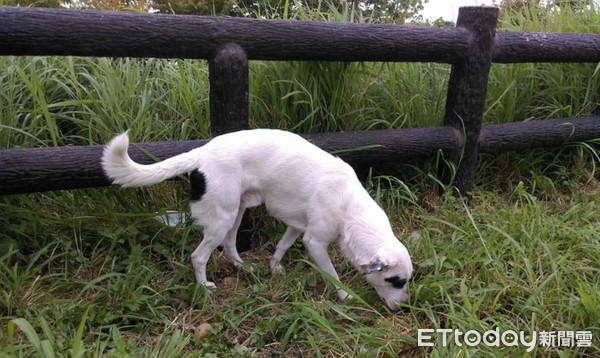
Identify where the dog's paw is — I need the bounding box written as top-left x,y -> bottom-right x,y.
201,281 -> 217,289
338,290 -> 354,301
269,259 -> 284,275
239,263 -> 255,276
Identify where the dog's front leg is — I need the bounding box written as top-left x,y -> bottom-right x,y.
270,226 -> 303,275
303,235 -> 353,301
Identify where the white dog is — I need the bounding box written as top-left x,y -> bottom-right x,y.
102,129 -> 413,310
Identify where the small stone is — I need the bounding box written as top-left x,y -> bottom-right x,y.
194,322 -> 213,339
410,230 -> 421,241
222,276 -> 237,288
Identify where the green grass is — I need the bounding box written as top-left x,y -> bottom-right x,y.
2,2 -> 600,357
1,167 -> 599,356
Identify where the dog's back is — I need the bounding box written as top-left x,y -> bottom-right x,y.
199,129 -> 346,173
194,129 -> 360,231
103,128 -> 347,187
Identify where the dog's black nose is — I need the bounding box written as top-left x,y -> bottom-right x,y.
397,305 -> 411,313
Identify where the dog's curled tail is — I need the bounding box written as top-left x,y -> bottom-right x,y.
102,131 -> 200,188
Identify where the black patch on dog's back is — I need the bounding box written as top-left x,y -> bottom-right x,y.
385,275 -> 407,289
190,169 -> 206,202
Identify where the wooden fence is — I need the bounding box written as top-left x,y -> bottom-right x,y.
1,6 -> 600,196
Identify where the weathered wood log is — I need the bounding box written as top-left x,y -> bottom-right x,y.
0,127 -> 462,195
209,44 -> 249,135
4,8 -> 600,65
494,32 -> 600,63
0,139 -> 208,194
443,7 -> 499,196
478,116 -> 600,153
2,117 -> 600,196
303,127 -> 463,167
0,7 -> 469,63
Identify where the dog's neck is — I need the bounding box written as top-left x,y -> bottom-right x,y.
338,196 -> 398,270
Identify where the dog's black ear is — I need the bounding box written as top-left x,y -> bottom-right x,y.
363,257 -> 389,275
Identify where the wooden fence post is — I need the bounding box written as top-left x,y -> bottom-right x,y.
443,7 -> 499,197
209,43 -> 249,135
208,43 -> 253,251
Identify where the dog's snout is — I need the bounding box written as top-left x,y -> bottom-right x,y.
387,300 -> 410,312
384,291 -> 410,311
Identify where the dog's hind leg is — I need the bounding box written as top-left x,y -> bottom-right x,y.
190,200 -> 239,288
222,191 -> 264,272
191,225 -> 230,288
270,226 -> 302,275
223,206 -> 247,271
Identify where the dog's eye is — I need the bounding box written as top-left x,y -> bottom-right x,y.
384,275 -> 407,289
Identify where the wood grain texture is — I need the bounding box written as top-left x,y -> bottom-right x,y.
0,127 -> 462,195
442,7 -> 499,196
478,116 -> 600,153
3,117 -> 600,195
0,7 -> 469,63
209,44 -> 249,135
0,139 -> 207,194
494,32 -> 600,63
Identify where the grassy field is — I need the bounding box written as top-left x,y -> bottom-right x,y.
2,2 -> 600,357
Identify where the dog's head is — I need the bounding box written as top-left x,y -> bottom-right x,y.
361,246 -> 413,311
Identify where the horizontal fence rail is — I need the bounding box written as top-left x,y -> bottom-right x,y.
2,117 -> 599,195
493,32 -> 600,63
1,6 -> 600,197
2,8 -> 600,64
0,127 -> 462,194
478,117 -> 600,153
0,7 -> 470,63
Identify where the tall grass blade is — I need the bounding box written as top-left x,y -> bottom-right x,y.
71,306 -> 90,358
